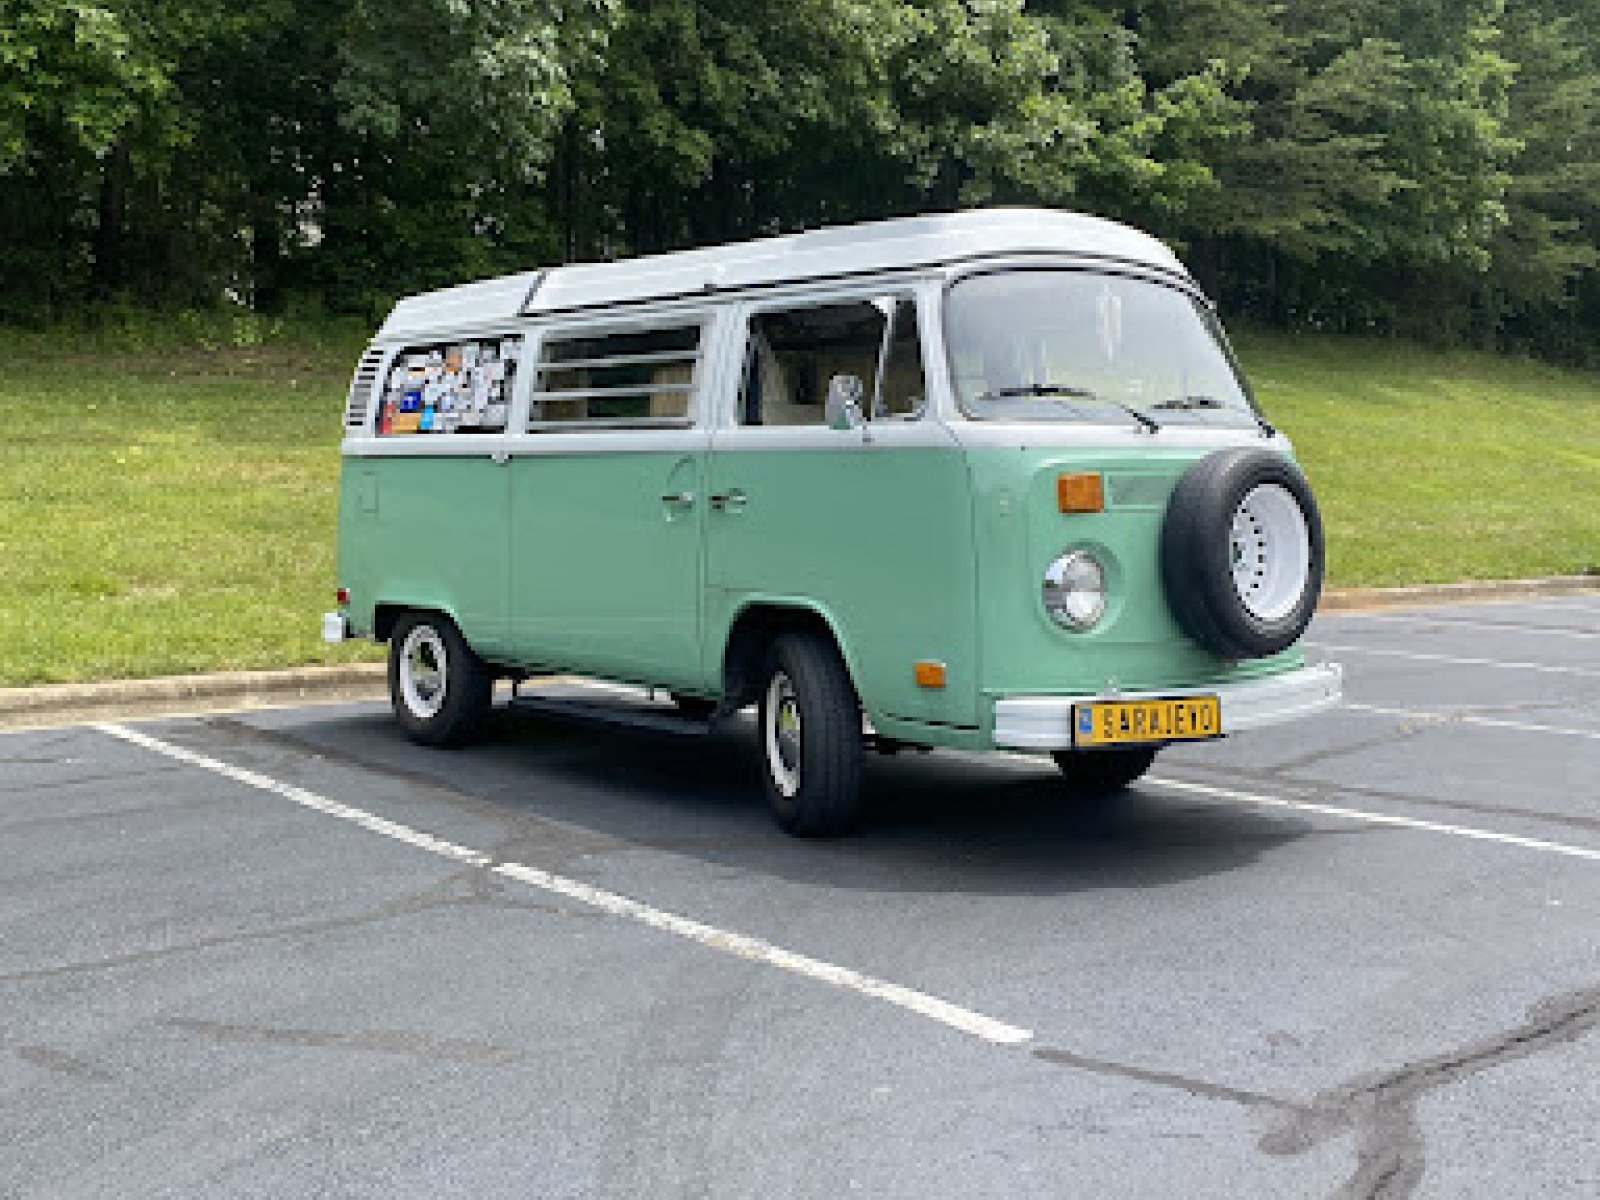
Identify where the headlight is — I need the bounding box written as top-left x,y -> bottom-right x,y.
1043,550 -> 1107,630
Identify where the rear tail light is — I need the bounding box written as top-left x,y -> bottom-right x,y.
336,587 -> 350,606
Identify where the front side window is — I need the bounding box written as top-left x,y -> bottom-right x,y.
945,270 -> 1259,429
739,297 -> 926,426
528,322 -> 701,429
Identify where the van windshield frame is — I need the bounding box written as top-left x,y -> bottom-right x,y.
942,266 -> 1265,430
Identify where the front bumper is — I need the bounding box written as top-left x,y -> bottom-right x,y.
992,662 -> 1343,751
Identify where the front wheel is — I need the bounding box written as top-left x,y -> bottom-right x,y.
1050,746 -> 1159,797
388,612 -> 492,747
758,632 -> 863,837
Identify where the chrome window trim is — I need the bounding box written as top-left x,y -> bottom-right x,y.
938,261 -> 1264,428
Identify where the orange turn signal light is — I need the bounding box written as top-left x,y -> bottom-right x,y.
1057,472 -> 1104,513
914,661 -> 947,689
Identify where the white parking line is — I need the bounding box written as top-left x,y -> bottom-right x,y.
1325,611 -> 1600,640
1345,702 -> 1600,742
1305,641 -> 1600,678
94,722 -> 1033,1047
1143,774 -> 1600,863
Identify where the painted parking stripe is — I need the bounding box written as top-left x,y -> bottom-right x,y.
1324,611 -> 1600,640
1143,774 -> 1600,864
93,722 -> 1033,1047
1305,641 -> 1600,678
989,752 -> 1600,863
1344,702 -> 1600,742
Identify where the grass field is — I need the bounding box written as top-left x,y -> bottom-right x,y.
1237,331 -> 1600,587
2,321 -> 1596,685
1,320 -> 378,686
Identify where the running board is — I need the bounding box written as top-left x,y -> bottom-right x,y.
508,691 -> 716,737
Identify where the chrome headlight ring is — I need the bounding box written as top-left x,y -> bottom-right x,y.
1043,550 -> 1107,631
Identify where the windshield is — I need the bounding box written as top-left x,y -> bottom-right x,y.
945,269 -> 1261,428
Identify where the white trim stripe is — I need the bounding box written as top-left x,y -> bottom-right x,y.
93,722 -> 1033,1047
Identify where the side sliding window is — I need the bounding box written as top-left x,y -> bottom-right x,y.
527,322 -> 704,430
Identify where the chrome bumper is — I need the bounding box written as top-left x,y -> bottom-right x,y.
992,662 -> 1343,751
321,612 -> 349,644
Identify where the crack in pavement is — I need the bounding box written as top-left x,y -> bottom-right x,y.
13,1044 -> 115,1082
0,870 -> 595,986
1268,725 -> 1435,775
164,1018 -> 522,1065
1260,983 -> 1600,1199
1032,1045 -> 1306,1114
0,765 -> 185,799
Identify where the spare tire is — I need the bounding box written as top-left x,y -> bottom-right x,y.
1160,447 -> 1324,660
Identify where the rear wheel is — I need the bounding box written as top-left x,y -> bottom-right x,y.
1050,747 -> 1158,797
388,611 -> 492,746
758,632 -> 863,837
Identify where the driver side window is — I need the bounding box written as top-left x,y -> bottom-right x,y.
738,296 -> 925,426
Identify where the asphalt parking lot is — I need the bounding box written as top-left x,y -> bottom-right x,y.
4,595 -> 1599,1199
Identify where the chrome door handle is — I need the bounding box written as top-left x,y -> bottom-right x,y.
660,491 -> 696,507
709,489 -> 747,512
491,448 -> 511,465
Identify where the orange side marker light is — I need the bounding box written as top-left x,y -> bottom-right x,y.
1057,472 -> 1104,514
914,661 -> 947,689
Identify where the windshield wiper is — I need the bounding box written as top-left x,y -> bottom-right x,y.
977,384 -> 1161,433
1151,394 -> 1277,438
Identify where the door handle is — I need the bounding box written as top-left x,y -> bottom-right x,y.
491,448 -> 511,465
708,489 -> 747,512
660,491 -> 696,507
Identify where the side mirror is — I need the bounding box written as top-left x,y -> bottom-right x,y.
824,374 -> 866,431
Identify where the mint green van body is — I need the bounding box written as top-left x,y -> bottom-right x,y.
328,209 -> 1340,831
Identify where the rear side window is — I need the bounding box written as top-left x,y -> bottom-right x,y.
528,323 -> 702,430
376,336 -> 521,435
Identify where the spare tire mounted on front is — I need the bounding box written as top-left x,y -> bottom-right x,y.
1160,447 -> 1324,660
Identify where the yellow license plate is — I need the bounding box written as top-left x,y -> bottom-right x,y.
1072,696 -> 1222,748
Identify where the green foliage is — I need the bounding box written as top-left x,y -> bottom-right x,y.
5,0 -> 1600,360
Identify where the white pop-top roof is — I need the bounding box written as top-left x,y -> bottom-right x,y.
375,207 -> 1189,341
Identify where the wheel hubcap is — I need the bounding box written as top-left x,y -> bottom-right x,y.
399,626 -> 448,718
1229,483 -> 1311,622
764,672 -> 802,798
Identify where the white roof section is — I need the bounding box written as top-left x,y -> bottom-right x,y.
376,208 -> 1189,341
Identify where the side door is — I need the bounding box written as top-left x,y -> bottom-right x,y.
507,312 -> 714,690
704,290 -> 978,729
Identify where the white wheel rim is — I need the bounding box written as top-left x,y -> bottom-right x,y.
399,625 -> 448,719
764,672 -> 802,799
1229,483 -> 1311,622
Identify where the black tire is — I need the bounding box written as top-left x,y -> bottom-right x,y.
1160,447 -> 1324,660
387,611 -> 492,747
757,632 -> 863,837
1051,747 -> 1159,796
671,694 -> 718,722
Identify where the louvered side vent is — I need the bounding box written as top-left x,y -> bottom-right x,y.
344,348 -> 386,430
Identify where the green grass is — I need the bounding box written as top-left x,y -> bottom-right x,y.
0,322 -> 382,686
2,322 -> 1596,686
1236,331 -> 1600,588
